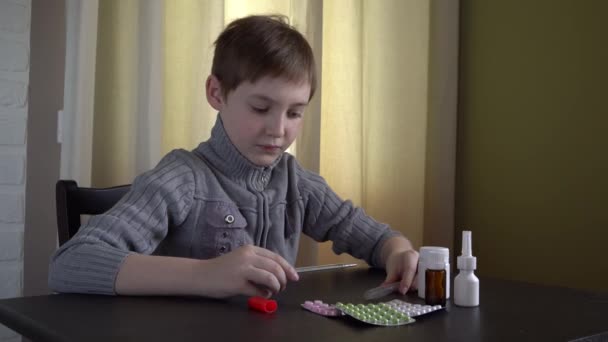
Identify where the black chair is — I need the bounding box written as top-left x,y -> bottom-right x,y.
55,180 -> 131,246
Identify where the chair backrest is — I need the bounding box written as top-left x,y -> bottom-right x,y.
55,180 -> 131,246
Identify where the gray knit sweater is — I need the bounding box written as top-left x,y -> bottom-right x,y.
49,116 -> 401,295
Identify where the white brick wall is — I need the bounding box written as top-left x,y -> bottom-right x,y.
0,0 -> 30,340
0,79 -> 28,107
0,2 -> 29,34
0,41 -> 29,72
0,231 -> 23,261
0,192 -> 24,223
0,265 -> 22,299
0,154 -> 24,185
0,118 -> 26,145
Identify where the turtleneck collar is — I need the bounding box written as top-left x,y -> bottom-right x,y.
194,114 -> 281,191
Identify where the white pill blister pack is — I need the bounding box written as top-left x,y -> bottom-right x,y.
384,299 -> 444,317
301,299 -> 444,326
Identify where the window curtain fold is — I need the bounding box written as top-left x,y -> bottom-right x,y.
318,0 -> 434,264
61,0 -> 458,266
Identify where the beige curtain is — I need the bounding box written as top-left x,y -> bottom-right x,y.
319,0 -> 431,264
64,0 -> 458,266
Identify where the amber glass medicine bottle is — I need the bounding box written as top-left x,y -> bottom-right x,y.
425,251 -> 447,306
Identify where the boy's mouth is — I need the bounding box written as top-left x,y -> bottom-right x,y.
258,144 -> 281,152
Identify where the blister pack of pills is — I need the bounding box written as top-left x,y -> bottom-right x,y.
335,302 -> 415,326
301,300 -> 344,316
301,299 -> 444,326
384,299 -> 444,317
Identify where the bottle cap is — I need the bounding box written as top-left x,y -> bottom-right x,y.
419,246 -> 449,263
457,230 -> 477,270
248,296 -> 278,313
427,251 -> 447,270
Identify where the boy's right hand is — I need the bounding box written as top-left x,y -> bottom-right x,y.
195,245 -> 299,298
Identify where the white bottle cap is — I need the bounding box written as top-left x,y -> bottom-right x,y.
457,230 -> 477,270
419,246 -> 449,263
427,251 -> 447,270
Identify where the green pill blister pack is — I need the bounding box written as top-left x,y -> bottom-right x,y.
334,302 -> 416,326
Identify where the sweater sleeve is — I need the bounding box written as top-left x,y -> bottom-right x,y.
48,151 -> 195,295
297,169 -> 402,268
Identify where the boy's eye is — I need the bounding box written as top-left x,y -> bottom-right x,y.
288,111 -> 303,119
251,106 -> 269,114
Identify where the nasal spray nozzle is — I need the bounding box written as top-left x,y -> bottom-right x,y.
454,230 -> 479,307
462,231 -> 472,257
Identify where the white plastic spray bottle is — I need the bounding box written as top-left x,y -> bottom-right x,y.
454,230 -> 479,307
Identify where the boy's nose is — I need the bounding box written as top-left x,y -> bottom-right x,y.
266,115 -> 285,137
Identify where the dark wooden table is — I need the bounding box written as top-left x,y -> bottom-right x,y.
0,267 -> 607,341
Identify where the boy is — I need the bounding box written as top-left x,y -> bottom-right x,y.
49,15 -> 419,299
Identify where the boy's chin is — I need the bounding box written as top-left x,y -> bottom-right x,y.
248,155 -> 280,167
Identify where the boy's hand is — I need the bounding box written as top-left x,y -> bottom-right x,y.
383,248 -> 419,295
379,236 -> 419,295
195,245 -> 299,298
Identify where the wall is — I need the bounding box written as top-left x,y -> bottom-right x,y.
457,0 -> 608,291
0,0 -> 31,340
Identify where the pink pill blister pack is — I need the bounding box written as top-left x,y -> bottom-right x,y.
301,300 -> 344,316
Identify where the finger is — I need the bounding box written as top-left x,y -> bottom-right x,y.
241,283 -> 272,298
383,271 -> 400,285
409,273 -> 419,291
253,247 -> 298,281
252,255 -> 288,290
252,247 -> 299,281
245,267 -> 281,295
399,266 -> 417,294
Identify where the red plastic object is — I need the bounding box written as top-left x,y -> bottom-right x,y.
248,296 -> 278,313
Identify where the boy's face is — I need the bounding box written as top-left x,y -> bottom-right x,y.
206,75 -> 311,166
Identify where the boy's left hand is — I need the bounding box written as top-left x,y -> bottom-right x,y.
381,237 -> 419,294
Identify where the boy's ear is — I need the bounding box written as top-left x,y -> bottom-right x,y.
206,75 -> 224,111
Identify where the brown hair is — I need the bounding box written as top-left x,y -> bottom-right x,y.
212,15 -> 316,101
